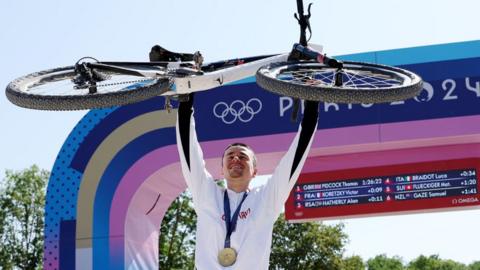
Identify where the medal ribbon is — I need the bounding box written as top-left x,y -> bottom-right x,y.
223,190 -> 248,248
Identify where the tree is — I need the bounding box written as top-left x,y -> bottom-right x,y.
343,255 -> 365,270
407,255 -> 466,270
469,261 -> 480,270
158,191 -> 197,269
269,214 -> 348,270
0,165 -> 48,270
367,254 -> 405,270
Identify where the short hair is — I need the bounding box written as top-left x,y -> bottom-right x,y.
222,142 -> 257,167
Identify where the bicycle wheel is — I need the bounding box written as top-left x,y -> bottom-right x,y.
6,65 -> 170,110
256,61 -> 423,104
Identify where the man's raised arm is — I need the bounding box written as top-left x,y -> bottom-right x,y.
176,94 -> 214,206
263,100 -> 319,216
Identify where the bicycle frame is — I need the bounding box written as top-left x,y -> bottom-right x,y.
86,41 -> 328,97
168,54 -> 289,95
89,53 -> 290,96
83,53 -> 289,96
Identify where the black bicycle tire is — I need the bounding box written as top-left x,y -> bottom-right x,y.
256,61 -> 423,104
6,65 -> 170,111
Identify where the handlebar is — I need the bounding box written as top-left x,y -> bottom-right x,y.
294,0 -> 312,46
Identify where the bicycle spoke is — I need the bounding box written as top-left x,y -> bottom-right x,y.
276,66 -> 405,90
343,70 -> 401,88
25,72 -> 156,96
257,60 -> 422,104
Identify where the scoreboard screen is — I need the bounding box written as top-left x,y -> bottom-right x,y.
286,158 -> 480,221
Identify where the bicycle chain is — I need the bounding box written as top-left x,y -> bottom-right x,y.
92,68 -> 175,88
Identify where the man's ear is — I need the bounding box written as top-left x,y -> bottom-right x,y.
253,168 -> 258,177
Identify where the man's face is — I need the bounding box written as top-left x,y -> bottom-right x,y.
222,145 -> 257,183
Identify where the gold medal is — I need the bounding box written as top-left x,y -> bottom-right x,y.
218,247 -> 237,267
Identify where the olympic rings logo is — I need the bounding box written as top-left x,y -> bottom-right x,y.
213,98 -> 263,124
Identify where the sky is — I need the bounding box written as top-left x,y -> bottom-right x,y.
1,0 -> 480,265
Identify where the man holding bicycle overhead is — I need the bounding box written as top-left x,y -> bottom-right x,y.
176,93 -> 318,269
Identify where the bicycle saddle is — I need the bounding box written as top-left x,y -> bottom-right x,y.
149,45 -> 195,62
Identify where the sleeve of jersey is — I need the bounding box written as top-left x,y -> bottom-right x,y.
263,100 -> 319,216
176,94 -> 216,208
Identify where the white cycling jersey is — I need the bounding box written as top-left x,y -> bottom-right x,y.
176,104 -> 317,270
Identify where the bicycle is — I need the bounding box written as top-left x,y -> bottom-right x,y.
5,0 -> 423,111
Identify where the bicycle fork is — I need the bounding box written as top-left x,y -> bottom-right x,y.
293,43 -> 344,85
